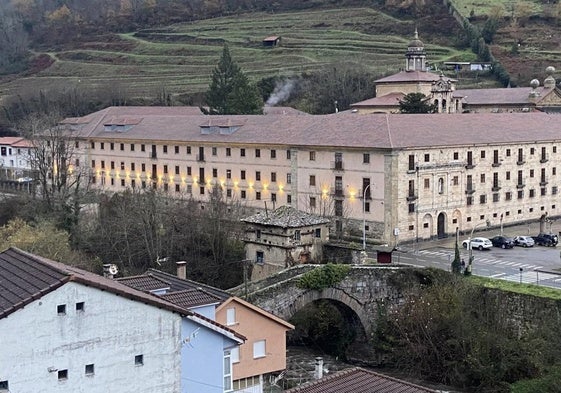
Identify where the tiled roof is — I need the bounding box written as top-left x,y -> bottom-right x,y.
241,205 -> 330,228
161,288 -> 222,309
285,367 -> 439,393
453,86 -> 554,105
0,247 -> 191,320
0,137 -> 25,146
64,106 -> 561,150
117,274 -> 171,292
351,92 -> 405,107
375,70 -> 455,84
146,269 -> 231,301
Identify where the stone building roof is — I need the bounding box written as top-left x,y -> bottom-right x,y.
453,86 -> 557,106
375,70 -> 455,84
285,367 -> 439,393
351,92 -> 405,108
241,206 -> 330,228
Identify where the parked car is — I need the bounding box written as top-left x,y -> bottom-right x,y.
490,235 -> 515,249
462,237 -> 493,250
532,233 -> 559,247
513,236 -> 535,247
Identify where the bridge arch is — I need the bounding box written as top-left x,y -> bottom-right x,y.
277,286 -> 372,336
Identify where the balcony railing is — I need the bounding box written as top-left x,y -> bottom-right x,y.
331,161 -> 344,171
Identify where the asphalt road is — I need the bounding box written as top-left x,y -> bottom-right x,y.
394,223 -> 561,289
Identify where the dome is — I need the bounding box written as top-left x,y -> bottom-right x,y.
530,79 -> 540,88
546,66 -> 556,76
408,29 -> 424,48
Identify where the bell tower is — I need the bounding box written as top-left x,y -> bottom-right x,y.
405,28 -> 426,72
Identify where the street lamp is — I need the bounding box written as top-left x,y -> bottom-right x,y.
362,183 -> 372,250
466,219 -> 490,275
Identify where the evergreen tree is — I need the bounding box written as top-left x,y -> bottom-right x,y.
205,45 -> 263,115
398,93 -> 436,114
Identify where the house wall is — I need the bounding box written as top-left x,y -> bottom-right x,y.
181,318 -> 236,393
394,142 -> 561,242
216,302 -> 290,382
0,282 -> 181,393
376,81 -> 433,98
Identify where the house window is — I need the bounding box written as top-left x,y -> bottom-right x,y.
213,168 -> 218,178
163,145 -> 168,154
453,152 -> 459,160
453,176 -> 459,186
200,186 -> 205,195
120,162 -> 125,170
287,150 -> 291,159
310,197 -> 317,209
110,142 -> 115,150
363,153 -> 370,164
364,202 -> 370,212
76,302 -> 85,312
0,381 -> 8,390
187,185 -> 192,194
85,364 -> 94,375
424,153 -> 429,162
424,178 -> 430,189
493,193 -> 500,202
256,251 -> 264,264
131,163 -> 136,171
408,203 -> 415,213
90,142 -> 95,149
212,147 -> 217,156
163,165 -> 168,174
241,170 -> 246,180
241,190 -> 246,199
256,191 -> 261,200
175,184 -> 180,193
131,144 -> 135,152
271,149 -> 276,159
315,228 -> 321,238
253,340 -> 266,359
480,174 -> 485,183
58,370 -> 68,380
480,150 -> 486,159
187,166 -> 192,176
91,160 -> 95,168
255,148 -> 261,158
480,195 -> 486,204
287,194 -> 292,203
226,147 -> 231,156
226,308 -> 236,325
309,175 -> 316,186
175,166 -> 180,175
438,178 -> 444,194
135,355 -> 144,366
287,173 -> 292,184
226,169 -> 232,179
506,192 -> 512,200
309,151 -> 316,161
408,154 -> 415,171
100,142 -> 104,150
186,146 -> 191,154
110,161 -> 115,170
175,146 -> 179,154
530,147 -> 535,155
240,148 -> 246,157
294,230 -> 301,241
530,169 -> 535,178
506,171 -> 510,180
231,347 -> 240,363
506,148 -> 511,157
224,350 -> 233,392
57,304 -> 66,315
271,193 -> 276,202
271,172 -> 277,182
256,171 -> 261,181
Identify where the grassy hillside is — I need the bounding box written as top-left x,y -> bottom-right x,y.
0,7 -> 473,104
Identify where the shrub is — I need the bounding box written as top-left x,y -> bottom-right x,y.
297,263 -> 350,290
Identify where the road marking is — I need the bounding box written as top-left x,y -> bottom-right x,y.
490,273 -> 506,278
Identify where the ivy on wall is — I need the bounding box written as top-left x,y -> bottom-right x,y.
297,264 -> 351,290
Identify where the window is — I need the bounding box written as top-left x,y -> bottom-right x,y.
231,346 -> 240,363
506,192 -> 512,201
255,148 -> 261,158
186,146 -> 191,154
271,149 -> 276,159
76,302 -> 85,312
0,381 -> 8,390
424,178 -> 430,189
253,340 -> 266,358
408,203 -> 415,213
110,161 -> 115,170
213,168 -> 218,178
309,151 -> 316,161
131,163 -> 136,171
256,251 -> 264,264
453,176 -> 459,186
438,178 -> 444,194
518,190 -> 524,199
163,145 -> 168,154
187,166 -> 191,176
256,191 -> 261,200
224,350 -> 233,392
120,162 -> 125,170
506,148 -> 511,157
553,167 -> 557,176
226,169 -> 232,179
309,175 -> 316,186
287,150 -> 291,159
480,174 -> 485,183
271,193 -> 277,202
453,152 -> 459,160
287,173 -> 292,184
226,147 -> 231,156
135,355 -> 144,365
58,370 -> 68,380
226,308 -> 236,326
163,165 -> 168,174
506,171 -> 510,180
226,188 -> 232,197
110,142 -> 114,150
287,194 -> 292,203
480,150 -> 486,159
85,364 -> 94,375
200,186 -> 205,195
530,189 -> 536,198
174,146 -> 179,154
175,166 -> 180,175
131,144 -> 135,152
408,155 -> 415,171
57,304 -> 66,315
530,147 -> 535,155
241,170 -> 246,180
175,184 -> 180,193
131,179 -> 136,188
212,147 -> 217,156
271,172 -> 277,182
480,195 -> 486,204
530,169 -> 534,178
241,190 -> 246,199
364,202 -> 370,212
493,193 -> 500,202
256,171 -> 261,181
310,197 -> 316,209
100,142 -> 104,150
294,230 -> 301,241
91,160 -> 95,168
240,148 -> 246,157
315,228 -> 321,238
363,153 -> 370,164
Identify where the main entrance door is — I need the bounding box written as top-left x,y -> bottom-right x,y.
437,212 -> 446,238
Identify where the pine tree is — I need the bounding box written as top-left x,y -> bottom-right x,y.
398,93 -> 436,114
205,45 -> 263,115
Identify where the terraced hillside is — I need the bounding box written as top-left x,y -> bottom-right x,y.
0,7 -> 471,103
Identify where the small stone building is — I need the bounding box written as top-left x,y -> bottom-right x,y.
242,206 -> 330,281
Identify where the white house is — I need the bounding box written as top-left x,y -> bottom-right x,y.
0,247 -> 244,393
0,137 -> 33,180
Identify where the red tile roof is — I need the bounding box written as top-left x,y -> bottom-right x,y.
0,137 -> 25,146
285,367 -> 439,393
351,92 -> 405,107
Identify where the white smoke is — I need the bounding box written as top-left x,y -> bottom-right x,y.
266,79 -> 296,106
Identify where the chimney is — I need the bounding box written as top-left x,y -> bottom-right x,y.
103,264 -> 113,279
176,261 -> 187,280
314,357 -> 323,380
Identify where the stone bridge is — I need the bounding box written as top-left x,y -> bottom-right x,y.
230,264 -> 428,337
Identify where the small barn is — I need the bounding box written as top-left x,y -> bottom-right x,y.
242,206 -> 330,281
263,35 -> 281,47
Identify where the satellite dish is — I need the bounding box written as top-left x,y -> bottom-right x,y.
108,264 -> 119,276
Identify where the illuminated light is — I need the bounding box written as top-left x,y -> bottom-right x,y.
263,183 -> 268,190
193,177 -> 198,184
220,180 -> 225,187
234,181 -> 239,187
279,184 -> 284,192
248,182 -> 254,189
181,177 -> 186,183
349,189 -> 356,199
126,171 -> 130,178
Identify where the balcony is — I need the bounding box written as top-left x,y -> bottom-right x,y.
491,162 -> 501,168
465,163 -> 475,169
331,161 -> 344,171
517,159 -> 525,165
540,155 -> 548,163
465,186 -> 476,195
540,180 -> 548,186
492,182 -> 501,192
196,154 -> 205,162
516,183 -> 525,189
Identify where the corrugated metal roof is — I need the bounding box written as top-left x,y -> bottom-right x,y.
285,367 -> 440,393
